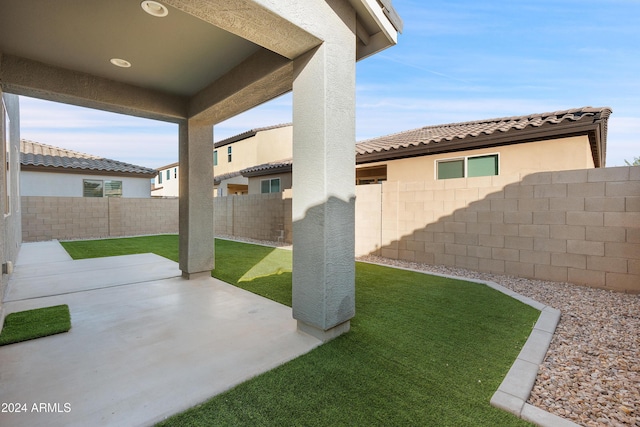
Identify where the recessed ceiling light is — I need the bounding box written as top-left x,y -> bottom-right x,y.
141,1 -> 168,17
110,58 -> 132,68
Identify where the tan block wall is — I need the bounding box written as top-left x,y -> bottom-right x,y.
355,166 -> 640,294
21,197 -> 178,241
22,165 -> 639,293
213,192 -> 290,243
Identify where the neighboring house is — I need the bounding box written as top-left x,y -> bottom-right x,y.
239,107 -> 611,193
355,106 -> 609,183
213,123 -> 292,196
151,161 -> 179,198
20,140 -> 157,198
241,159 -> 293,195
152,123 -> 293,197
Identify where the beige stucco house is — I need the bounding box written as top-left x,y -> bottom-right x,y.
1,0 -> 403,341
152,123 -> 292,197
355,106 -> 609,182
214,123 -> 292,196
238,107 -> 611,192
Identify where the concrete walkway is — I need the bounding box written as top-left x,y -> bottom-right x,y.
0,241 -> 321,427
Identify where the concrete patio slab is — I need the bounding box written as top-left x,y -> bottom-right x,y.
0,242 -> 322,427
15,240 -> 73,265
5,254 -> 182,301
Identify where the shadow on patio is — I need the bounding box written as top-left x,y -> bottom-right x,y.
0,241 -> 321,427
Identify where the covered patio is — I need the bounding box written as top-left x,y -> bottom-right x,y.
0,1 -> 402,424
0,241 -> 322,426
0,1 -> 401,338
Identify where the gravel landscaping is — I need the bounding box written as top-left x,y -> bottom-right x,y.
217,236 -> 639,426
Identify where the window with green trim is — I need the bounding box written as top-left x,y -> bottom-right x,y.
436,154 -> 499,180
261,178 -> 281,194
437,159 -> 464,179
468,155 -> 499,177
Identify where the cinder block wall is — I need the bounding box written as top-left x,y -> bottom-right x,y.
22,166 -> 639,293
356,166 -> 640,293
21,197 -> 178,241
214,193 -> 289,242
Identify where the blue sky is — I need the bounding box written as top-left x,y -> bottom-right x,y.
19,0 -> 639,168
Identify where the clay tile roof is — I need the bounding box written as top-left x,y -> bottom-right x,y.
213,171 -> 243,185
240,159 -> 293,177
214,123 -> 292,148
20,139 -> 157,176
356,107 -> 612,166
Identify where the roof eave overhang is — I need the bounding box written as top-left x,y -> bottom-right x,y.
241,164 -> 292,178
356,119 -> 606,167
350,0 -> 402,61
20,164 -> 157,178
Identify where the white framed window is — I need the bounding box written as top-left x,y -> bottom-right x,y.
436,153 -> 499,180
166,169 -> 170,180
213,150 -> 218,166
158,172 -> 162,184
174,167 -> 177,179
260,178 -> 281,194
227,146 -> 232,162
83,179 -> 123,197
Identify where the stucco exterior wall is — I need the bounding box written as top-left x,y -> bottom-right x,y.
359,136 -> 595,183
1,92 -> 22,318
152,164 -> 179,197
214,125 -> 292,176
21,171 -> 152,198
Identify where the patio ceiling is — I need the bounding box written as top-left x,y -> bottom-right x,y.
0,0 -> 401,124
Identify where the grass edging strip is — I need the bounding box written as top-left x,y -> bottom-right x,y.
0,304 -> 71,346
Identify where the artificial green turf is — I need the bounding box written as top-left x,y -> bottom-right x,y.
61,234 -> 180,262
61,236 -> 537,426
0,305 -> 71,346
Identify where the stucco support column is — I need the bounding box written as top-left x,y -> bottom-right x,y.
179,119 -> 214,279
291,2 -> 356,342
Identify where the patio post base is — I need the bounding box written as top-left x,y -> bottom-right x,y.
181,271 -> 211,280
297,320 -> 350,342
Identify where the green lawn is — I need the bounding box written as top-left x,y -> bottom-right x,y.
61,236 -> 537,426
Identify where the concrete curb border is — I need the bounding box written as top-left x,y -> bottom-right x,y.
358,261 -> 580,427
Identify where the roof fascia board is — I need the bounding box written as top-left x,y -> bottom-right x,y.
215,130 -> 258,148
350,0 -> 399,60
356,121 -> 601,165
0,54 -> 188,123
377,0 -> 404,33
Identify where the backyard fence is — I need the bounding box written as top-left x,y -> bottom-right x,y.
21,166 -> 639,293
